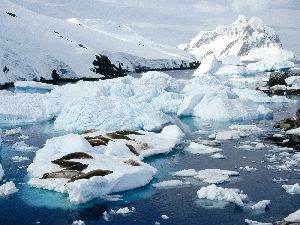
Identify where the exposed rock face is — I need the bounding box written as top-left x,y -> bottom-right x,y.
260,71 -> 300,95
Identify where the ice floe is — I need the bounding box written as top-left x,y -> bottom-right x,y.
185,142 -> 222,155
282,183 -> 300,195
27,133 -> 157,204
0,181 -> 18,196
12,156 -> 30,162
284,209 -> 300,223
14,81 -> 56,92
72,220 -> 85,225
244,219 -> 272,225
173,169 -> 239,184
152,180 -> 190,188
250,200 -> 270,210
0,164 -> 4,181
12,141 -> 37,152
197,184 -> 247,206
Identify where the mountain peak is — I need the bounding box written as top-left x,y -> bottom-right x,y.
179,15 -> 287,60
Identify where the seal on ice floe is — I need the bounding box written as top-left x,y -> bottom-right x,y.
61,152 -> 93,160
69,169 -> 113,182
124,159 -> 140,166
52,159 -> 88,171
42,170 -> 83,179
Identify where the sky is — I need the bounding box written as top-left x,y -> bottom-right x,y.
10,0 -> 300,55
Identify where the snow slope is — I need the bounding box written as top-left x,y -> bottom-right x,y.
0,0 -> 195,85
179,15 -> 293,61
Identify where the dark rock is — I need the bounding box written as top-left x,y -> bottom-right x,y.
90,54 -> 126,79
274,118 -> 296,130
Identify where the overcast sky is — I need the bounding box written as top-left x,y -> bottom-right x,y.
11,0 -> 300,55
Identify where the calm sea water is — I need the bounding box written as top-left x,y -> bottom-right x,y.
0,71 -> 300,225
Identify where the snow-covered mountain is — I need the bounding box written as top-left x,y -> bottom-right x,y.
179,15 -> 294,61
0,0 -> 196,85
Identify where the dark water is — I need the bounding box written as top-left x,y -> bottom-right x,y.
0,75 -> 300,225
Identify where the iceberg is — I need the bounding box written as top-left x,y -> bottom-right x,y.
27,134 -> 157,204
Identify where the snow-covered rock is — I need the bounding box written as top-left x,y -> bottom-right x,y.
179,15 -> 293,62
0,0 -> 195,85
197,184 -> 247,206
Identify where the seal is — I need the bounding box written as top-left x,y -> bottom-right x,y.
70,169 -> 113,182
106,132 -> 132,140
52,159 -> 88,171
42,170 -> 83,179
61,152 -> 93,160
124,159 -> 140,166
126,144 -> 139,156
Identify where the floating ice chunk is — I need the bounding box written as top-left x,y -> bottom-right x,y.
229,124 -> 262,132
284,209 -> 300,223
282,183 -> 300,195
216,65 -> 253,76
197,184 -> 247,206
185,142 -> 222,155
3,127 -> 22,136
244,219 -> 272,225
152,180 -> 189,188
114,207 -> 135,215
173,169 -> 198,177
102,211 -> 110,221
194,169 -> 239,184
246,59 -> 294,72
215,130 -> 242,140
238,145 -> 254,150
193,54 -> 221,76
0,90 -> 51,124
12,141 -> 37,152
211,153 -> 226,159
250,200 -> 270,210
0,181 -> 18,196
14,81 -> 55,92
72,220 -> 85,225
0,164 -> 4,181
12,156 -> 30,162
189,90 -> 272,121
239,166 -> 257,172
161,215 -> 169,220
